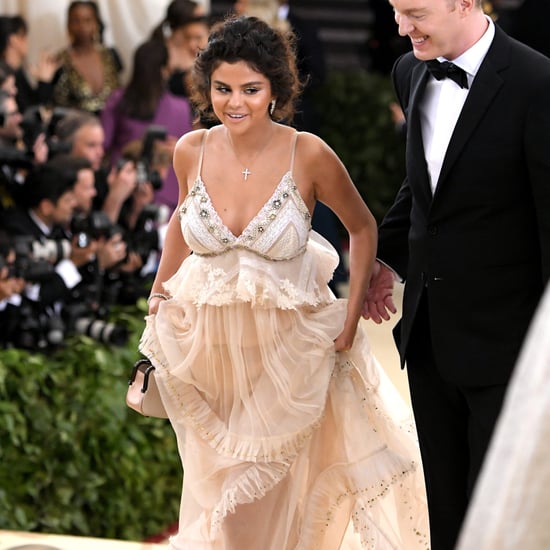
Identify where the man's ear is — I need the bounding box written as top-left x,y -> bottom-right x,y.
457,0 -> 476,16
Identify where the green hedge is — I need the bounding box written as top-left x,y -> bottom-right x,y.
314,70 -> 405,223
0,300 -> 181,541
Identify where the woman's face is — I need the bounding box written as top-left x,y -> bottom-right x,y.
68,4 -> 99,45
10,29 -> 29,60
182,21 -> 209,57
210,60 -> 273,133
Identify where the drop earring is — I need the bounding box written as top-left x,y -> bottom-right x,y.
269,99 -> 276,116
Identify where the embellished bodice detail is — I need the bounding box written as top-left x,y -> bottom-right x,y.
165,130 -> 339,308
179,172 -> 311,261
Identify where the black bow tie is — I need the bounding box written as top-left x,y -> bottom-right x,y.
425,60 -> 469,89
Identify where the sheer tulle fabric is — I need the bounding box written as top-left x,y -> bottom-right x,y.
139,234 -> 429,549
140,138 -> 428,548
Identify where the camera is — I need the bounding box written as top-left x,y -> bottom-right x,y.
19,106 -> 72,160
124,203 -> 165,263
71,210 -> 120,248
3,236 -> 58,283
73,316 -> 129,346
12,235 -> 71,263
136,125 -> 167,191
63,301 -> 129,347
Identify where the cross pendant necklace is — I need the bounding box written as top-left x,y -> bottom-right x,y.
226,124 -> 275,181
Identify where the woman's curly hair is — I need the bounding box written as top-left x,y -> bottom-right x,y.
190,15 -> 301,123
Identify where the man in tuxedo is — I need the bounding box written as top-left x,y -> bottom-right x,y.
363,1 -> 550,548
3,161 -> 85,307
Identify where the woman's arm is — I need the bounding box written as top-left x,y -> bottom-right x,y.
299,132 -> 378,351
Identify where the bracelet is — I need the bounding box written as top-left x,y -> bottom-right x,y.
147,292 -> 170,305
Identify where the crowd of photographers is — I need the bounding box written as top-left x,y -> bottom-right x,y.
0,90 -> 170,351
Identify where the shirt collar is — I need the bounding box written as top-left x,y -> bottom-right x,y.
439,15 -> 495,78
29,208 -> 52,235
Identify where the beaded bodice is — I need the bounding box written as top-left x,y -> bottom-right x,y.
179,172 -> 311,261
178,129 -> 312,262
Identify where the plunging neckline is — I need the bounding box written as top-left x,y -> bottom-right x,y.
195,171 -> 294,240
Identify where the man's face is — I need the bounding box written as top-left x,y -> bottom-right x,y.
389,0 -> 469,60
51,190 -> 77,226
73,168 -> 97,214
72,124 -> 104,171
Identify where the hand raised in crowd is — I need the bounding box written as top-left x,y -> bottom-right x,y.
29,49 -> 61,84
96,232 -> 128,271
362,261 -> 398,323
103,160 -> 138,224
123,179 -> 155,231
117,250 -> 143,275
31,132 -> 49,164
69,237 -> 98,267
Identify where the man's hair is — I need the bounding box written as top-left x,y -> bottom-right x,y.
20,162 -> 77,209
54,110 -> 101,146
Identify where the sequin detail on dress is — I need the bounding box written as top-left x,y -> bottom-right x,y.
139,130 -> 430,549
179,172 -> 311,261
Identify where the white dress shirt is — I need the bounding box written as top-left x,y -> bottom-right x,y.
420,17 -> 495,193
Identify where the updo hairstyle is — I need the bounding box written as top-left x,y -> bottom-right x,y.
191,15 -> 300,123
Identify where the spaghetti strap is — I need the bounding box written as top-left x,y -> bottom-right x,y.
289,131 -> 299,174
196,129 -> 209,180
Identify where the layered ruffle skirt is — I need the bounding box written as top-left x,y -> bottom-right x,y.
139,234 -> 429,549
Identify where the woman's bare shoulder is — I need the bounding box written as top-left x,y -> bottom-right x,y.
294,131 -> 337,165
175,128 -> 209,153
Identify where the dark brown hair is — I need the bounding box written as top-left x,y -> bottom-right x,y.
118,39 -> 169,120
191,15 -> 300,123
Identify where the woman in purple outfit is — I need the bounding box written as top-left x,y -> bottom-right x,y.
101,38 -> 193,212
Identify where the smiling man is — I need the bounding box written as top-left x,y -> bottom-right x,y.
363,0 -> 550,548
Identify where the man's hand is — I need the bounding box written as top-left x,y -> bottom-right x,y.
362,261 -> 397,324
96,233 -> 127,270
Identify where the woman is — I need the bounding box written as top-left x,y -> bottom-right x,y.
139,16 -> 429,549
101,38 -> 193,212
0,15 -> 58,114
53,1 -> 122,115
151,0 -> 210,102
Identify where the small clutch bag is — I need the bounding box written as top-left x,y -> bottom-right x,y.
126,358 -> 168,418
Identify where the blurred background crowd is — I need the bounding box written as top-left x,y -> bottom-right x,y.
0,0 -> 547,352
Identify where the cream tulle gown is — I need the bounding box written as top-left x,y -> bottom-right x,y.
139,131 -> 429,549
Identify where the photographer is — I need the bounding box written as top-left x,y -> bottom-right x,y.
0,89 -> 50,219
53,110 -> 138,225
48,154 -> 128,273
106,136 -> 172,303
2,160 -> 81,309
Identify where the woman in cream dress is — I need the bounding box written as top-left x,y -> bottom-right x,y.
140,15 -> 429,549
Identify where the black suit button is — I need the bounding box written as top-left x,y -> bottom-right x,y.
427,224 -> 438,236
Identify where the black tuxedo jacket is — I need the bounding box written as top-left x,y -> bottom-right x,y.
378,26 -> 550,386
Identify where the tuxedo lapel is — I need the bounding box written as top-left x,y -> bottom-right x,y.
434,29 -> 510,198
406,63 -> 433,203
